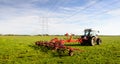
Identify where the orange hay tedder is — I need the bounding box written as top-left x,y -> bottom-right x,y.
35,29 -> 101,56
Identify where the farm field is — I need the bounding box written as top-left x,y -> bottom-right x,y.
0,36 -> 120,64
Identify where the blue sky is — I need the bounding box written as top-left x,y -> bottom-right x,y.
0,0 -> 120,35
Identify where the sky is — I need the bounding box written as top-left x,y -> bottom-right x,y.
0,0 -> 120,35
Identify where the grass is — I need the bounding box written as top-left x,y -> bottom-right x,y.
0,36 -> 120,64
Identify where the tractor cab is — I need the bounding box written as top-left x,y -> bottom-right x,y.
84,29 -> 99,37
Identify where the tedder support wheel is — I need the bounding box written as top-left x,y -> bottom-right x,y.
69,49 -> 74,56
90,37 -> 96,46
69,51 -> 74,56
96,38 -> 102,45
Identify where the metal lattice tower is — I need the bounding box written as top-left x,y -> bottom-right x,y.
41,16 -> 48,35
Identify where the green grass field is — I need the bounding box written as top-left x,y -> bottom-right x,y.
0,36 -> 120,64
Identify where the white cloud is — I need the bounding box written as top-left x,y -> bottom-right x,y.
93,14 -> 120,35
107,9 -> 120,16
0,15 -> 39,34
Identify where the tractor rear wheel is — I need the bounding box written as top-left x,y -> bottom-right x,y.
90,37 -> 96,46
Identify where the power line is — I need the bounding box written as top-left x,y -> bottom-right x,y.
91,7 -> 120,18
79,0 -> 120,20
46,0 -> 69,18
61,0 -> 100,21
91,0 -> 120,16
46,0 -> 59,17
62,0 -> 120,22
69,0 -> 120,26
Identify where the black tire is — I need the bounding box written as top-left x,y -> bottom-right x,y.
96,38 -> 102,45
90,37 -> 96,46
69,52 -> 74,56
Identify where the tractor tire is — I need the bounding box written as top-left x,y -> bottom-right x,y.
96,38 -> 102,45
69,52 -> 74,56
90,37 -> 96,46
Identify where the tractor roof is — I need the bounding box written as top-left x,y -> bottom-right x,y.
84,29 -> 99,33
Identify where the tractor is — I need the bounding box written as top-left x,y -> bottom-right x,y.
80,29 -> 102,46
